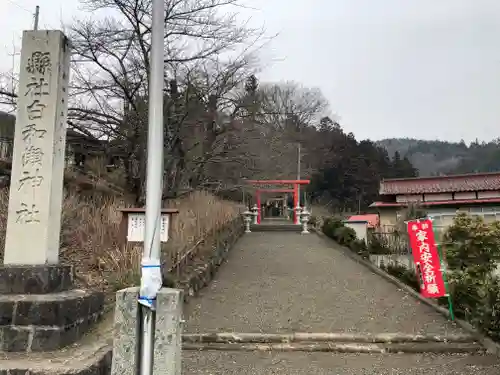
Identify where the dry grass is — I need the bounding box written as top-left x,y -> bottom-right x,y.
166,191 -> 242,265
0,188 -> 241,293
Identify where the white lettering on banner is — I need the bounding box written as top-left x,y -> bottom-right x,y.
415,229 -> 428,243
425,273 -> 436,284
427,284 -> 439,295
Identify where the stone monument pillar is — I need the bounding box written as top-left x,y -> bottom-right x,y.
4,30 -> 69,265
0,31 -> 104,354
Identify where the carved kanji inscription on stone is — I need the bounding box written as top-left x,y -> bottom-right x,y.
26,100 -> 46,120
5,31 -> 71,264
16,202 -> 40,224
26,51 -> 51,75
18,169 -> 44,190
22,124 -> 46,143
21,145 -> 44,167
25,77 -> 50,97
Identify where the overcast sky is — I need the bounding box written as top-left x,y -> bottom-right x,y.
2,0 -> 499,143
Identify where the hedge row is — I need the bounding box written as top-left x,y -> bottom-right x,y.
321,217 -> 368,257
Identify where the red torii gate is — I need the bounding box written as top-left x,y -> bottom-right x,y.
246,179 -> 310,224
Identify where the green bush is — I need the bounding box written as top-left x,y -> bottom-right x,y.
385,263 -> 420,292
444,213 -> 500,276
349,239 -> 369,258
322,217 -> 344,238
442,213 -> 500,341
308,215 -> 318,226
334,226 -> 356,246
368,233 -> 392,254
478,279 -> 500,341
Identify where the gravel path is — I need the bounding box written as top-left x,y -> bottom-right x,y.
183,232 -> 500,374
182,352 -> 500,375
185,232 -> 462,334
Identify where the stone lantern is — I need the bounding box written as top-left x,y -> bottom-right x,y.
300,207 -> 311,234
242,210 -> 252,233
251,204 -> 259,225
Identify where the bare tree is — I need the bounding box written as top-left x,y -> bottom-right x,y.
0,68 -> 19,112
242,81 -> 330,180
60,0 -> 267,201
259,82 -> 329,131
0,2 -> 337,200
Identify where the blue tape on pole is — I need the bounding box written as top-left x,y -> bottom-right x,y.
142,264 -> 161,268
138,296 -> 156,303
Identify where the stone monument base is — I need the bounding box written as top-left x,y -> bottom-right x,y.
0,265 -> 104,352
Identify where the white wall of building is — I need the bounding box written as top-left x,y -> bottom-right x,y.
344,221 -> 368,244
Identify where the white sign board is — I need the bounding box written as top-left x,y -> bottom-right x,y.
127,213 -> 170,242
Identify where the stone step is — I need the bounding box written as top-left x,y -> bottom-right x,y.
182,341 -> 485,354
0,289 -> 104,352
182,332 -> 479,344
250,224 -> 302,232
182,331 -> 486,353
0,315 -> 112,375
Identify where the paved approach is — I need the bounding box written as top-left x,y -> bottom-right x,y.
182,232 -> 500,374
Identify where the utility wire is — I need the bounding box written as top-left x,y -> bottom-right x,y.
5,0 -> 32,14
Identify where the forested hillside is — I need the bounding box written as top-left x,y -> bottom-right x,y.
306,120 -> 417,211
377,138 -> 500,176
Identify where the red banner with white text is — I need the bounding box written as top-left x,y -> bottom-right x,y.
407,219 -> 446,298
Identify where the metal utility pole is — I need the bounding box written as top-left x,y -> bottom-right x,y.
138,0 -> 164,374
297,143 -> 301,206
33,6 -> 40,31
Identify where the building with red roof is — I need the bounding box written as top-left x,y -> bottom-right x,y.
346,214 -> 380,229
370,172 -> 500,228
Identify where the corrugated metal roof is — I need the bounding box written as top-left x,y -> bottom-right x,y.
370,197 -> 500,208
380,172 -> 500,195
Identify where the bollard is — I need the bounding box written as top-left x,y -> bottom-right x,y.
111,287 -> 183,375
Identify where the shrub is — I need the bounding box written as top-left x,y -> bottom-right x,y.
444,270 -> 500,341
441,213 -> 500,341
444,213 -> 500,276
349,239 -> 368,258
334,226 -> 356,246
385,263 -> 420,292
308,215 -> 318,226
478,279 -> 500,341
368,233 -> 392,254
322,217 -> 344,238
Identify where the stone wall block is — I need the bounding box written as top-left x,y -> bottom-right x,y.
0,265 -> 74,294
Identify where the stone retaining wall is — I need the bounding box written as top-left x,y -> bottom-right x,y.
167,217 -> 244,303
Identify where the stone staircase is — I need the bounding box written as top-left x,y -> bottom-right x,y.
250,219 -> 302,232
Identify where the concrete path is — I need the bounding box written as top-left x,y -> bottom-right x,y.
182,232 -> 500,374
